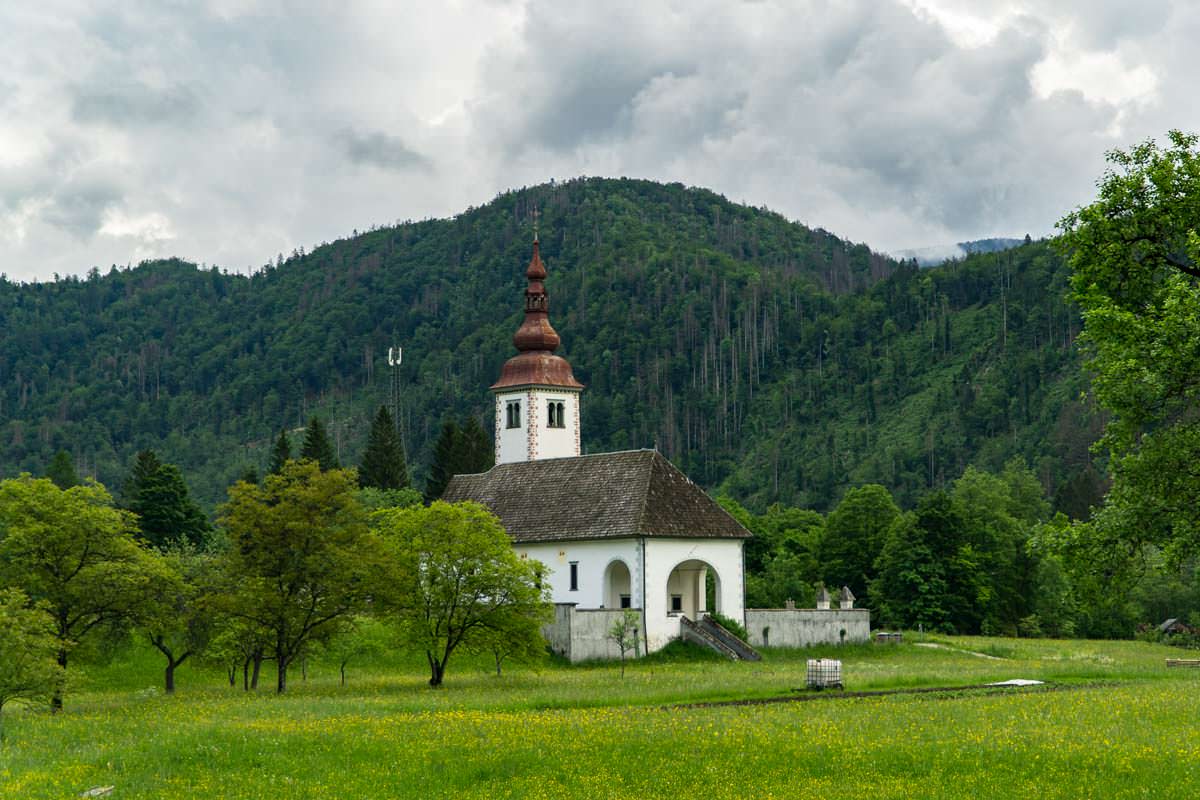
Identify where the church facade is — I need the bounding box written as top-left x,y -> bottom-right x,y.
444,236 -> 753,658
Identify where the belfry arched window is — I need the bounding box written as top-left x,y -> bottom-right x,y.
547,400 -> 565,428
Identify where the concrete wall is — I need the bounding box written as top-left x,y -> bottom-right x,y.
544,602 -> 574,657
744,608 -> 870,648
517,538 -> 641,610
544,604 -> 645,663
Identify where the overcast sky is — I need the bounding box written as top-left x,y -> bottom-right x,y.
0,0 -> 1193,281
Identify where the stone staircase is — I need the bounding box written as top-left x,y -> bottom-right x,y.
679,615 -> 762,661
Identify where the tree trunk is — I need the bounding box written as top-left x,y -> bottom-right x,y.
277,656 -> 289,694
340,662 -> 347,687
164,652 -> 189,695
242,657 -> 251,691
250,651 -> 263,690
427,652 -> 445,687
227,666 -> 236,687
301,655 -> 307,682
52,649 -> 68,712
494,651 -> 503,677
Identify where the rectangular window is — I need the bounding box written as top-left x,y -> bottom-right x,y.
569,562 -> 579,592
671,594 -> 683,613
505,400 -> 521,429
547,400 -> 565,428
620,595 -> 632,609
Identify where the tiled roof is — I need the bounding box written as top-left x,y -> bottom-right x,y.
443,449 -> 752,543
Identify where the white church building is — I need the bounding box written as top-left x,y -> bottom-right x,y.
444,235 -> 756,659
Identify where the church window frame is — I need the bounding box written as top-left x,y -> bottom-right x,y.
547,399 -> 566,428
505,400 -> 521,429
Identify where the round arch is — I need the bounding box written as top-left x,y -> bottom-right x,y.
665,559 -> 722,619
603,559 -> 633,609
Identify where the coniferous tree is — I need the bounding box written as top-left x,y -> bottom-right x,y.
424,420 -> 461,503
459,415 -> 494,475
359,406 -> 409,490
123,450 -> 163,506
267,429 -> 292,475
45,451 -> 79,489
124,453 -> 212,550
299,417 -> 339,471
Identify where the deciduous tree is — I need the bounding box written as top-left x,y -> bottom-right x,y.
820,484 -> 900,599
143,547 -> 217,693
376,501 -> 549,687
218,461 -> 382,693
0,589 -> 65,742
0,476 -> 169,710
1058,130 -> 1200,563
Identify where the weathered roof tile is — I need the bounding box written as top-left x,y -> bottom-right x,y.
443,449 -> 751,543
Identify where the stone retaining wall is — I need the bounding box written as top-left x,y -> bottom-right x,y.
544,604 -> 645,663
744,608 -> 870,648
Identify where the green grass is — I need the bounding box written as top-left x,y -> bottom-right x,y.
2,637 -> 1198,798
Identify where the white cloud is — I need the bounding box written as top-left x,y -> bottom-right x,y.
0,0 -> 1197,280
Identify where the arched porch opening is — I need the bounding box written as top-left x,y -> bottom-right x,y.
604,559 -> 632,608
665,559 -> 722,619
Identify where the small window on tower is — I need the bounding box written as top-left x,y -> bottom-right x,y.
547,400 -> 565,428
569,562 -> 579,592
506,400 -> 521,429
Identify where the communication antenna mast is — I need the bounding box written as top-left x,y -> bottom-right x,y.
387,342 -> 409,468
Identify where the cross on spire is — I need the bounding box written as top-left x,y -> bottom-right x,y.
532,207 -> 540,242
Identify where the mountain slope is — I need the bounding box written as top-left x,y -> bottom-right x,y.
0,178 -> 1096,512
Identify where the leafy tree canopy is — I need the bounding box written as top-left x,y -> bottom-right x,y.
0,588 -> 65,739
0,476 -> 171,709
1058,130 -> 1200,564
218,460 -> 382,692
374,501 -> 550,687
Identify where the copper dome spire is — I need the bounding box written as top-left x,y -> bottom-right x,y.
491,233 -> 584,391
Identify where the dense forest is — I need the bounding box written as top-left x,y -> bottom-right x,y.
0,178 -> 1100,515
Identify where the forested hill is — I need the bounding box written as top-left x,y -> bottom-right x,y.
0,177 -> 1100,514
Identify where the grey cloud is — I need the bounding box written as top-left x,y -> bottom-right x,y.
72,82 -> 199,126
337,129 -> 430,172
2,1 -> 1199,280
42,180 -> 122,239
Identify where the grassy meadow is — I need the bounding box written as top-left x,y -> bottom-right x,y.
2,636 -> 1198,798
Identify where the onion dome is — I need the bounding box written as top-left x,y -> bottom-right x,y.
491,235 -> 584,391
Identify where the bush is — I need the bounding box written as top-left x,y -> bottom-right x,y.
707,612 -> 750,642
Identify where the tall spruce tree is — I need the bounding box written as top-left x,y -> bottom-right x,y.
123,450 -> 163,506
459,415 -> 494,475
424,416 -> 493,503
45,451 -> 79,489
300,417 -> 339,471
267,429 -> 292,475
123,451 -> 212,550
359,406 -> 409,490
424,420 -> 461,503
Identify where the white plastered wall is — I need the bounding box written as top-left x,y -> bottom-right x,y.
493,387 -> 581,464
642,538 -> 746,652
515,538 -> 642,609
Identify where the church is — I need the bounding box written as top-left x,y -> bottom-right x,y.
443,234 -> 756,659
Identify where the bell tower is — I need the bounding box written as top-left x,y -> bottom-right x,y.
491,232 -> 583,464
